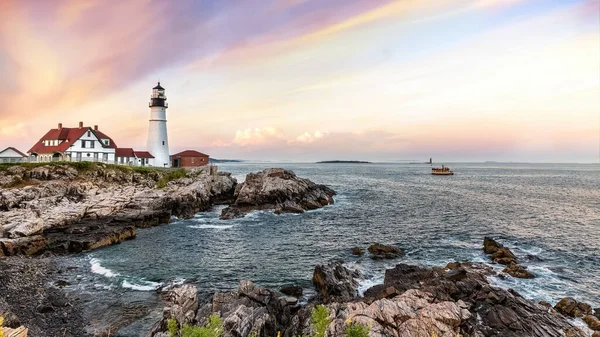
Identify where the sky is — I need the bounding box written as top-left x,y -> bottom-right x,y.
0,0 -> 599,162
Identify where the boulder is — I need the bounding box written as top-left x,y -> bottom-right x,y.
280,285 -> 303,298
483,236 -> 502,254
503,262 -> 535,279
368,243 -> 403,259
583,315 -> 600,331
554,297 -> 592,318
350,247 -> 364,256
313,262 -> 361,303
483,237 -> 517,265
163,284 -> 199,326
220,168 -> 335,219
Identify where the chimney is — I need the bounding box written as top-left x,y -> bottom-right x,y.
58,123 -> 62,129
94,125 -> 98,131
79,121 -> 83,129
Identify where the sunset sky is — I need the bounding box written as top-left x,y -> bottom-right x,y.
0,0 -> 598,162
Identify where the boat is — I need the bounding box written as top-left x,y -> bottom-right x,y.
432,165 -> 454,175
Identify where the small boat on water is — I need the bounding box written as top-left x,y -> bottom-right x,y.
432,165 -> 454,175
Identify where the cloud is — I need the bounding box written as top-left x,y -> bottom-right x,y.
232,127 -> 287,146
295,131 -> 328,143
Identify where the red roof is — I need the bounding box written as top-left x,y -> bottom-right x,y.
0,147 -> 27,157
133,151 -> 154,159
28,125 -> 118,154
172,150 -> 209,157
94,130 -> 118,148
28,127 -> 88,154
115,148 -> 135,157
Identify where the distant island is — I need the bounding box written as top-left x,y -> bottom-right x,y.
209,158 -> 243,163
316,160 -> 371,164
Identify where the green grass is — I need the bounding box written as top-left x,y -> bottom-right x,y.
180,314 -> 223,337
168,318 -> 179,337
156,169 -> 188,188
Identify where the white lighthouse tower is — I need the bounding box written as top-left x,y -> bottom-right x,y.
146,82 -> 170,167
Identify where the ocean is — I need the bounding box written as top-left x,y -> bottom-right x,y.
57,162 -> 600,336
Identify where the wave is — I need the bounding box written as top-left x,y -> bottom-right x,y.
90,258 -> 119,278
188,224 -> 235,230
122,280 -> 161,291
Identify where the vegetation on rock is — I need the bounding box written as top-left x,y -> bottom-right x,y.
180,314 -> 223,337
344,320 -> 369,337
168,318 -> 178,337
311,305 -> 331,337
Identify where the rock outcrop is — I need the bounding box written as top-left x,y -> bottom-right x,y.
220,168 -> 335,219
0,163 -> 236,255
313,262 -> 361,303
367,243 -> 404,259
148,261 -> 587,337
482,237 -> 535,278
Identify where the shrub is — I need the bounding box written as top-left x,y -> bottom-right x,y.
168,318 -> 178,337
311,305 -> 331,337
0,315 -> 4,337
181,314 -> 223,337
156,169 -> 187,188
344,321 -> 369,337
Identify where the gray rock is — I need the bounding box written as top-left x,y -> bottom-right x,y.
220,168 -> 335,219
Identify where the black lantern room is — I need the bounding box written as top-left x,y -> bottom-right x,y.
149,82 -> 168,108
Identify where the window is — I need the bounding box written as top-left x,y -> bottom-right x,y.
81,140 -> 86,148
87,153 -> 90,157
104,140 -> 109,145
201,158 -> 204,162
162,141 -> 165,145
87,131 -> 91,137
90,141 -> 95,149
191,158 -> 194,163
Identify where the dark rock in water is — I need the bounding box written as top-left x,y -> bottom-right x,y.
313,262 -> 361,303
583,315 -> 600,330
483,237 -> 517,264
350,247 -> 364,256
220,168 -> 335,219
554,297 -> 592,318
280,285 -> 303,298
503,262 -> 535,278
483,236 -> 502,254
368,243 -> 403,259
492,247 -> 517,265
55,280 -> 70,287
594,307 -> 600,319
539,301 -> 552,309
525,254 -> 543,262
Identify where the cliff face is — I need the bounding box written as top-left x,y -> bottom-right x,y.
0,163 -> 237,255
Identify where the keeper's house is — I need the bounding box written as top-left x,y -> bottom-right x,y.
28,122 -> 117,163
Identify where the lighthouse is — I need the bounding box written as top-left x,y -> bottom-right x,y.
146,82 -> 170,167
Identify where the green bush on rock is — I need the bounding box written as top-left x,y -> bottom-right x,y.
311,305 -> 331,337
180,314 -> 223,337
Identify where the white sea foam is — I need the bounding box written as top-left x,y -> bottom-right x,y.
188,224 -> 234,230
90,258 -> 119,278
357,277 -> 384,297
122,280 -> 161,291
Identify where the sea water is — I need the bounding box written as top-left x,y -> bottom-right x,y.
58,162 -> 600,336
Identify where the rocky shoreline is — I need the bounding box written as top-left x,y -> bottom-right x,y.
0,164 -> 334,257
148,240 -> 600,337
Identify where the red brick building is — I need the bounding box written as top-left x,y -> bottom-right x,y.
171,150 -> 209,168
